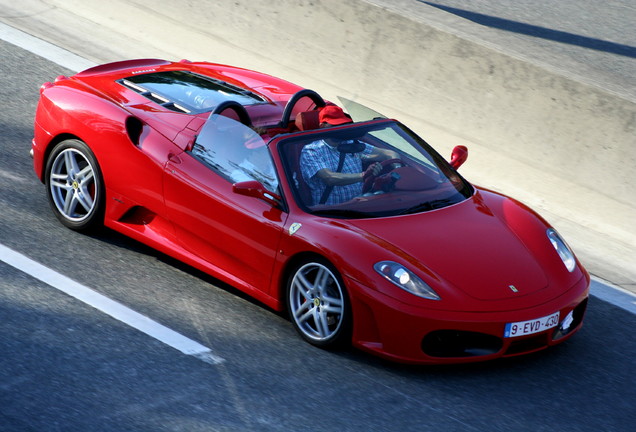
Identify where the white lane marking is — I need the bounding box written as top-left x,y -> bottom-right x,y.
0,244 -> 224,365
590,276 -> 636,315
0,21 -> 95,72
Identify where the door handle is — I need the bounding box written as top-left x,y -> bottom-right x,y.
168,153 -> 182,164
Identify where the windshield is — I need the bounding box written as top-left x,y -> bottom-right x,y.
279,120 -> 473,218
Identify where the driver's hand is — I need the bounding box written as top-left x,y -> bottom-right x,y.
363,162 -> 382,180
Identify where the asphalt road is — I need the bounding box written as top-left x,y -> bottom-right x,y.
1,37 -> 635,431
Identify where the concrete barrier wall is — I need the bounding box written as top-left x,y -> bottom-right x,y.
8,0 -> 633,202
85,0 -> 634,205
2,0 -> 634,284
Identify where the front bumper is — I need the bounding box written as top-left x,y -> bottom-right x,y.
347,272 -> 590,364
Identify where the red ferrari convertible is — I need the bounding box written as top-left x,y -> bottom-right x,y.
31,58 -> 589,364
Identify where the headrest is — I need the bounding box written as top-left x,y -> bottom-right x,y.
294,110 -> 321,131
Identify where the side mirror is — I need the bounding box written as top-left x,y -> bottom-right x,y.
449,145 -> 468,169
233,180 -> 282,207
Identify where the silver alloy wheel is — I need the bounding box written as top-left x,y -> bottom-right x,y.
289,262 -> 345,343
49,148 -> 97,222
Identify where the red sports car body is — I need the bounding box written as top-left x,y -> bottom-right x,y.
32,59 -> 589,364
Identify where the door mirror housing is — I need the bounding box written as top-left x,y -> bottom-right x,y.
233,180 -> 282,208
449,145 -> 468,169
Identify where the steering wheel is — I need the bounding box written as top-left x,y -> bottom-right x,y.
362,158 -> 406,193
379,158 -> 406,172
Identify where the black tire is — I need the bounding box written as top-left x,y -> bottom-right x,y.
286,257 -> 352,348
44,139 -> 105,232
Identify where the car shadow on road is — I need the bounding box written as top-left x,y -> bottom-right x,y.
422,2 -> 636,58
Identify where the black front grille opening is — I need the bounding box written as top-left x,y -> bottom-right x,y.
552,297 -> 588,341
422,330 -> 503,358
505,334 -> 549,356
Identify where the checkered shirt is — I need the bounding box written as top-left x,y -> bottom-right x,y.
300,140 -> 372,205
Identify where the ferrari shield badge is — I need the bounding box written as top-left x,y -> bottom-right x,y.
289,222 -> 302,236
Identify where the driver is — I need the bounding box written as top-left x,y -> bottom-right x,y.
300,105 -> 398,205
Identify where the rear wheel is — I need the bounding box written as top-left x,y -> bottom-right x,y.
45,139 -> 104,231
287,258 -> 352,348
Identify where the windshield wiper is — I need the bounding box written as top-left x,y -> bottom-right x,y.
399,198 -> 456,215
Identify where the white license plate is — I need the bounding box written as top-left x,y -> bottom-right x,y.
504,312 -> 560,338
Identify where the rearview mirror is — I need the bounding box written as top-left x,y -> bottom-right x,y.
233,180 -> 282,207
449,145 -> 468,169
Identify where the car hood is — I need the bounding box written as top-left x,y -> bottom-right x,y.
347,195 -> 549,301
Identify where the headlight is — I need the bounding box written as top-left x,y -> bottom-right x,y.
374,261 -> 440,300
547,228 -> 576,272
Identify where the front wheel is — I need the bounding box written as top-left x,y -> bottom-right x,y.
45,139 -> 105,231
287,259 -> 352,348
